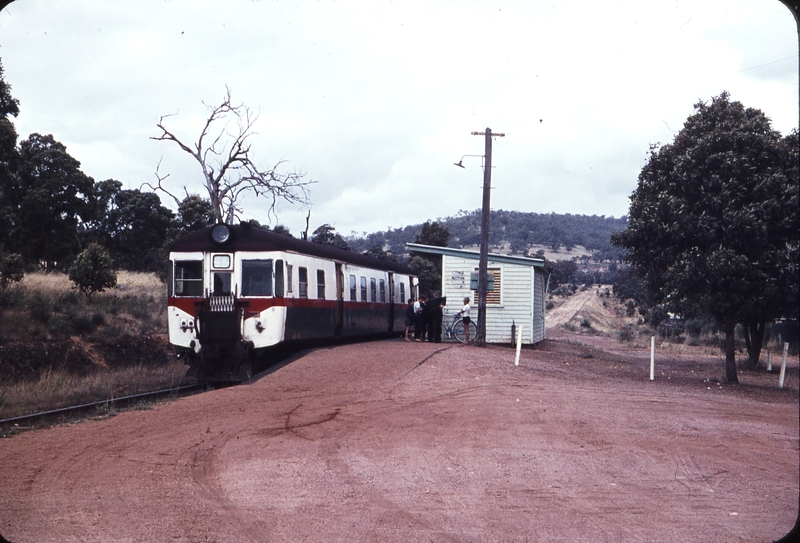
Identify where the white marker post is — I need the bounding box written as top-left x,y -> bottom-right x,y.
767,350 -> 773,372
650,336 -> 655,381
779,342 -> 789,389
514,325 -> 523,366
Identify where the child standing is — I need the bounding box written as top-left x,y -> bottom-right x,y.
460,296 -> 472,343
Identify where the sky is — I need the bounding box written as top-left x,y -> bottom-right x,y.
0,0 -> 797,238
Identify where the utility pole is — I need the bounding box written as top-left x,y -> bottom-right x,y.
471,128 -> 504,346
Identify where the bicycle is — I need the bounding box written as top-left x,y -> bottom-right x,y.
441,313 -> 478,343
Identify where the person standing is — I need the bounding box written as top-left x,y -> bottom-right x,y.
413,296 -> 426,341
429,292 -> 446,343
460,296 -> 472,344
404,298 -> 415,341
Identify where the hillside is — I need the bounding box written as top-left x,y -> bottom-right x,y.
345,209 -> 627,262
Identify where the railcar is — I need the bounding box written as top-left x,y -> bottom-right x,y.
168,223 -> 418,380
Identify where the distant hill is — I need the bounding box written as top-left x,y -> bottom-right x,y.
345,209 -> 628,262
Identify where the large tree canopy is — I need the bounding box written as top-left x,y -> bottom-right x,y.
9,133 -> 95,269
612,92 -> 798,383
0,58 -> 20,253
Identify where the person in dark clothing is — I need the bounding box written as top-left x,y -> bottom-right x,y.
428,292 -> 446,342
404,298 -> 415,341
414,296 -> 427,341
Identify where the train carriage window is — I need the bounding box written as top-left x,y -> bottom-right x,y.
212,272 -> 231,296
370,278 -> 377,302
379,279 -> 386,303
317,270 -> 325,299
286,264 -> 293,294
349,275 -> 357,301
174,261 -> 203,296
298,267 -> 308,298
241,260 -> 273,296
360,276 -> 367,302
400,283 -> 405,304
275,260 -> 284,297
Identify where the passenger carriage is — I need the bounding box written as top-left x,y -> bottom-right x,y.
168,223 -> 417,380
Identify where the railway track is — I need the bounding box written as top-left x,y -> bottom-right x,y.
0,382 -> 234,434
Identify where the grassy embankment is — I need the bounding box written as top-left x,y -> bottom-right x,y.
0,272 -> 191,420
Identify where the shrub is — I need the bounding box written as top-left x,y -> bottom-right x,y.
69,244 -> 117,297
0,253 -> 24,290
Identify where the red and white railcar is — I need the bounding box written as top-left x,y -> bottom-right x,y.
168,224 -> 417,380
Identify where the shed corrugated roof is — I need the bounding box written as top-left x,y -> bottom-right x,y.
407,243 -> 549,269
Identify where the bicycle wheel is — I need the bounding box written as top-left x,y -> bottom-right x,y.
468,321 -> 478,342
453,320 -> 467,343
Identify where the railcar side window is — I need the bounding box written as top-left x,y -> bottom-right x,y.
241,260 -> 273,296
275,260 -> 284,297
298,267 -> 308,298
370,278 -> 377,302
360,276 -> 367,302
349,274 -> 357,301
286,264 -> 293,294
174,261 -> 203,296
317,270 -> 325,299
400,283 -> 405,303
379,279 -> 386,303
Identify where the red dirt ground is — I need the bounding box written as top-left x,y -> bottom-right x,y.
1,288 -> 798,542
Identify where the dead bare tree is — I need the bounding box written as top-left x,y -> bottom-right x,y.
148,87 -> 314,224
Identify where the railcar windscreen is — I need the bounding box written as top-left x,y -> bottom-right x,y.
174,261 -> 203,296
241,259 -> 274,296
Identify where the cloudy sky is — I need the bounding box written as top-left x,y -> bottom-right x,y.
0,0 -> 797,237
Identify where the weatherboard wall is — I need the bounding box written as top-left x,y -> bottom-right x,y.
438,253 -> 547,345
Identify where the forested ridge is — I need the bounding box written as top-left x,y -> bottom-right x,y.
346,210 -> 628,262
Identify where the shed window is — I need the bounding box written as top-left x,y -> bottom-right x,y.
472,267 -> 502,305
174,261 -> 203,297
241,260 -> 273,296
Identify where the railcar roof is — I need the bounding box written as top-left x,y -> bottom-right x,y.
171,224 -> 415,275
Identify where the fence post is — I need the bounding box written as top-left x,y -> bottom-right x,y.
779,342 -> 789,389
650,336 -> 655,381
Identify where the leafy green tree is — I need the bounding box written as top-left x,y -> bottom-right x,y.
87,180 -> 174,271
415,220 -> 450,247
175,194 -> 216,233
69,243 -> 117,297
410,220 -> 450,295
8,134 -> 94,269
0,58 -> 21,253
0,252 -> 23,289
612,92 -> 798,382
311,224 -> 349,250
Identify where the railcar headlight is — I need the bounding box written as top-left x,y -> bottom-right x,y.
211,224 -> 231,244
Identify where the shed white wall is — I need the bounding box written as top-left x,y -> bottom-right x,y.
441,255 -> 546,344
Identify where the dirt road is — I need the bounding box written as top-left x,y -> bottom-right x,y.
1,334 -> 797,543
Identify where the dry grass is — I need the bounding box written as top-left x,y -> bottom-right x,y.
0,361 -> 190,420
0,271 -> 192,420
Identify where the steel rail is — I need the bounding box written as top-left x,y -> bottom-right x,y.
0,382 -> 233,432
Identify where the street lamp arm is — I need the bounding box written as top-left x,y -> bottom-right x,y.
453,154 -> 485,168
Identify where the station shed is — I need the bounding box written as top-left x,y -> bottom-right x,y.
407,243 -> 551,345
